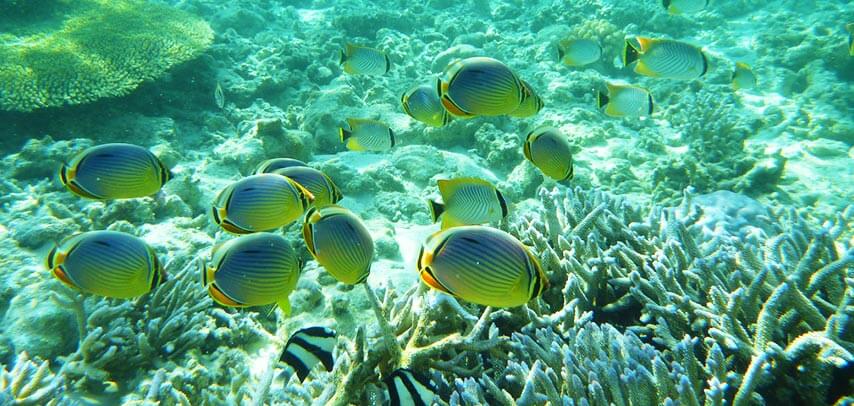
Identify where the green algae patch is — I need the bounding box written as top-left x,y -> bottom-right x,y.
0,0 -> 213,112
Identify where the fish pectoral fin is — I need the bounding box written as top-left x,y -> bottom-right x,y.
419,266 -> 452,295
277,298 -> 292,317
634,61 -> 660,77
440,216 -> 465,230
52,266 -> 76,289
346,139 -> 366,151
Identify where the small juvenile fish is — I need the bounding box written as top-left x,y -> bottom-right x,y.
273,166 -> 342,207
46,231 -> 164,299
339,118 -> 395,152
278,326 -> 336,382
253,158 -> 307,174
201,233 -> 302,314
623,37 -> 708,80
385,368 -> 437,406
732,62 -> 757,90
597,83 -> 654,118
558,39 -> 602,67
427,177 -> 508,229
214,82 -> 224,109
437,57 -> 525,117
340,44 -> 390,75
60,143 -> 171,200
417,226 -> 547,308
303,205 -> 374,285
508,80 -> 544,118
662,0 -> 708,15
212,174 -> 313,234
524,127 -> 574,181
401,84 -> 451,127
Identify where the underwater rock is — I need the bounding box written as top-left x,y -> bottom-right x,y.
4,137 -> 93,181
474,123 -> 521,173
373,191 -> 430,224
249,118 -> 314,163
391,145 -> 449,185
691,190 -> 774,238
5,285 -> 78,360
431,44 -> 484,72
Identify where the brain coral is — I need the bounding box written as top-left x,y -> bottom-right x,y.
0,0 -> 213,112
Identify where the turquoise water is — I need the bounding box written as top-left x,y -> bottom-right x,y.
0,0 -> 852,405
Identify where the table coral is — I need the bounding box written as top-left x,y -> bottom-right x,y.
0,0 -> 212,112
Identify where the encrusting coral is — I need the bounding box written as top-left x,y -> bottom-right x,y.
0,0 -> 212,112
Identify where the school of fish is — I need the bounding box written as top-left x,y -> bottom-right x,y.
45,11 -> 854,405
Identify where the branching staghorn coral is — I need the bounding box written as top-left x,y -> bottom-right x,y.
0,352 -> 62,405
507,185 -> 853,405
47,260 -> 269,401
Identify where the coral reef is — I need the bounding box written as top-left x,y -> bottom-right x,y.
0,0 -> 212,111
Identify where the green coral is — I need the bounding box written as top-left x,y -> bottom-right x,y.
0,0 -> 212,112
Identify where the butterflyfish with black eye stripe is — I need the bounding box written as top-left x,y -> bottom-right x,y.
416,226 -> 547,308
46,231 -> 164,299
557,38 -> 602,67
303,205 -> 374,285
662,0 -> 708,15
201,233 -> 302,315
401,84 -> 451,127
339,118 -> 395,152
211,174 -> 314,234
340,44 -> 390,76
253,158 -> 308,175
732,62 -> 757,90
278,326 -> 336,382
524,126 -> 574,181
437,57 -> 525,117
60,143 -> 171,200
427,177 -> 508,229
597,83 -> 654,118
623,36 -> 708,80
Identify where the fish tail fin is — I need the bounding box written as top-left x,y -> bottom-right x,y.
339,49 -> 347,65
556,44 -> 565,61
623,39 -> 640,66
700,51 -> 709,76
277,298 -> 292,317
389,129 -> 396,148
597,90 -> 609,109
339,128 -> 351,143
384,54 -> 391,74
427,200 -> 444,223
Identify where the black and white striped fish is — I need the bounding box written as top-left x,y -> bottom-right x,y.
278,326 -> 337,382
385,368 -> 436,406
